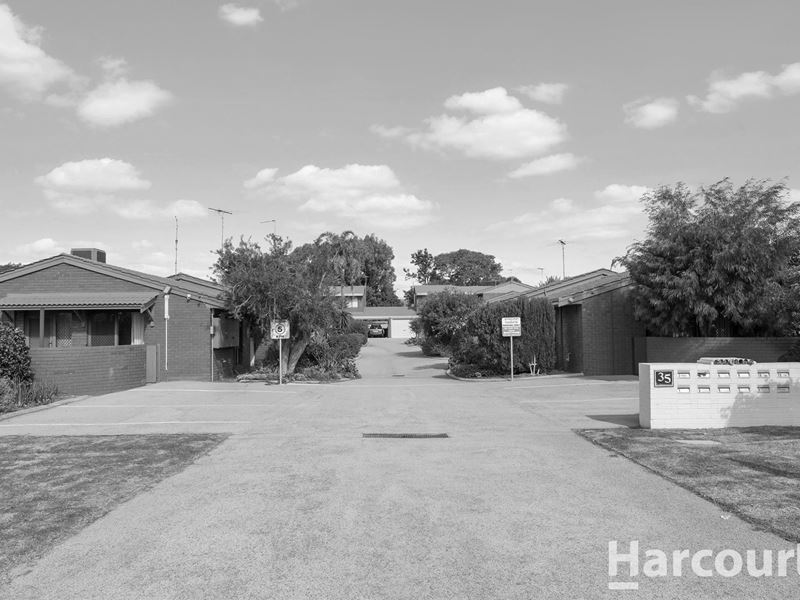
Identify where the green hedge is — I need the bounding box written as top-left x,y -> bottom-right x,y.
0,323 -> 32,383
451,297 -> 555,375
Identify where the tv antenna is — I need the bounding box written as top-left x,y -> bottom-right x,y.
260,218 -> 277,236
174,216 -> 179,275
208,207 -> 232,247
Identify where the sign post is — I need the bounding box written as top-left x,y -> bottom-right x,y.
501,317 -> 522,381
270,319 -> 290,384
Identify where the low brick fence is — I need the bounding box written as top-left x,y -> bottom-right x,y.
29,345 -> 147,396
640,362 -> 800,428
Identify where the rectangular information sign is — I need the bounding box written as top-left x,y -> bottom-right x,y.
501,317 -> 521,337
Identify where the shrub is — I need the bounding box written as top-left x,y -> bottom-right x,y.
451,297 -> 556,375
0,323 -> 33,383
415,290 -> 483,351
448,362 -> 484,378
0,377 -> 59,414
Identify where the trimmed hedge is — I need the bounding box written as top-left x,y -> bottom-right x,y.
451,297 -> 556,375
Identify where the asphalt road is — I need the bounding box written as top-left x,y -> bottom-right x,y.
1,338 -> 797,599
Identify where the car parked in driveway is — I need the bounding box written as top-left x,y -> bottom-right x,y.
368,323 -> 385,337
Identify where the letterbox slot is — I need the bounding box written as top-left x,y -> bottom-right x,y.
698,386 -> 710,393
738,385 -> 751,392
678,371 -> 690,379
757,385 -> 770,393
757,371 -> 770,378
718,385 -> 730,393
678,386 -> 690,393
697,371 -> 710,379
717,371 -> 730,378
737,371 -> 751,378
778,385 -> 790,393
778,371 -> 790,378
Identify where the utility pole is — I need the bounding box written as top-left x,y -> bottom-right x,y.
537,267 -> 546,297
557,239 -> 567,278
208,207 -> 232,247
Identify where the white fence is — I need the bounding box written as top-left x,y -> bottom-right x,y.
639,362 -> 800,429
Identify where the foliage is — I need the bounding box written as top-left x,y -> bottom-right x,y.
614,179 -> 800,336
403,248 -> 437,284
434,249 -> 503,285
0,323 -> 33,383
0,378 -> 59,414
0,263 -> 21,275
214,235 -> 347,375
295,231 -> 402,307
414,290 -> 483,351
404,248 -> 504,286
451,297 -> 556,375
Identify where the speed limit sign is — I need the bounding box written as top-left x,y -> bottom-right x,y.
270,319 -> 290,340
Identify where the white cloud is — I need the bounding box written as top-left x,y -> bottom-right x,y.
219,4 -> 264,26
97,56 -> 128,78
688,62 -> 800,113
788,189 -> 800,204
517,82 -> 568,104
34,158 -> 201,220
595,184 -> 650,204
15,238 -> 66,259
36,158 -> 151,192
487,184 -> 651,241
507,153 -> 581,178
374,87 -> 567,160
168,199 -> 207,218
444,87 -> 522,114
77,78 -> 173,127
0,5 -> 78,100
370,124 -> 413,139
623,97 -> 679,129
243,167 -> 278,190
256,164 -> 436,229
273,0 -> 300,11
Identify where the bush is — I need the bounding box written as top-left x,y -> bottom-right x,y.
451,297 -> 556,375
415,290 -> 483,351
0,377 -> 59,414
448,362 -> 484,378
0,323 -> 32,383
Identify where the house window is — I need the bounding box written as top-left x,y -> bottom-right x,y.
54,312 -> 72,347
347,297 -> 359,308
89,312 -> 115,346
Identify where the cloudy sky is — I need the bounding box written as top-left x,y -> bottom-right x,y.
1,1 -> 798,290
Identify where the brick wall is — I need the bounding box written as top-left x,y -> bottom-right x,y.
30,345 -> 146,396
642,337 -> 797,363
145,294 -> 213,381
579,287 -> 646,376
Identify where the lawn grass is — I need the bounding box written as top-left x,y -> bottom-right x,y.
577,426 -> 800,542
0,434 -> 228,582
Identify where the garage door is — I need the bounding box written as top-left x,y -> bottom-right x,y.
389,318 -> 413,339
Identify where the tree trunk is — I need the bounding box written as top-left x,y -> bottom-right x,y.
280,335 -> 310,375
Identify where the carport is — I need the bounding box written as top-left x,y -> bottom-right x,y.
346,306 -> 417,339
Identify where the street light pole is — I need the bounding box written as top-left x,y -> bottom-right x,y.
557,240 -> 566,278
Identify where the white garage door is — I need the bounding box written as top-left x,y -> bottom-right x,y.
389,318 -> 413,339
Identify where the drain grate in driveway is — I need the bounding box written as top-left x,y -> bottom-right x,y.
362,433 -> 449,439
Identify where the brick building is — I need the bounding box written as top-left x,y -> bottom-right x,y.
0,251 -> 251,395
489,269 -> 645,376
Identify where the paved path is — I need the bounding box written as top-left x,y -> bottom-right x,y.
1,339 -> 797,598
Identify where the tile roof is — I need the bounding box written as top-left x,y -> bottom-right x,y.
0,291 -> 158,310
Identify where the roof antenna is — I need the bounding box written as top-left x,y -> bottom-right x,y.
208,207 -> 233,248
174,216 -> 179,275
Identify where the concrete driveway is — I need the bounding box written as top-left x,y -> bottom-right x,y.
0,340 -> 797,598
